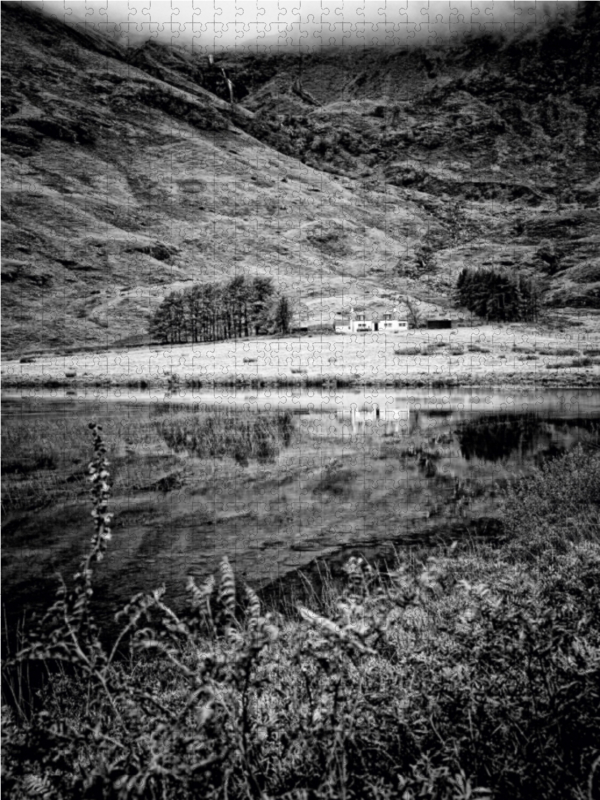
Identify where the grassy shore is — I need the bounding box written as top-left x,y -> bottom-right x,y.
2,426 -> 600,800
3,326 -> 600,390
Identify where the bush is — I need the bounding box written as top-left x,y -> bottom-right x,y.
502,445 -> 600,557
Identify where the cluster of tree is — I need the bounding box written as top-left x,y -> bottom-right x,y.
149,276 -> 292,344
455,267 -> 541,322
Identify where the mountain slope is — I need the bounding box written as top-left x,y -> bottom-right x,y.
1,2 -> 599,355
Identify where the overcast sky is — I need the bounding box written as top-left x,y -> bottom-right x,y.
30,0 -> 569,50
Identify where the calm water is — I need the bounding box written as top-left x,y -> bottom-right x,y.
3,386 -> 600,629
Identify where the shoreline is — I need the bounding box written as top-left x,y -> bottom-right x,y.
3,369 -> 600,391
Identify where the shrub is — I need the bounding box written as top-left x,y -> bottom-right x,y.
546,357 -> 593,368
512,344 -> 535,353
537,347 -> 580,356
571,356 -> 593,367
502,445 -> 600,557
467,344 -> 490,353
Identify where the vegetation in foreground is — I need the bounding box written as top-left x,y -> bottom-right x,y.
2,428 -> 600,800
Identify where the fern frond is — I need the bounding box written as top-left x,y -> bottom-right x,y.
218,557 -> 236,620
244,585 -> 261,630
22,774 -> 53,798
187,574 -> 215,620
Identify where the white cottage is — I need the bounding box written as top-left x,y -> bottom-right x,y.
376,313 -> 408,333
352,313 -> 375,333
334,312 -> 375,334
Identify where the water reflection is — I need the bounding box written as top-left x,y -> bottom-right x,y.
155,409 -> 295,467
457,414 -> 547,462
2,387 -> 600,633
456,414 -> 600,462
336,405 -> 410,436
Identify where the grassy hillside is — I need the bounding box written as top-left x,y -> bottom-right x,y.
1,2 -> 599,356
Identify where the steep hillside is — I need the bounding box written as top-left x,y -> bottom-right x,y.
2,2 -> 599,356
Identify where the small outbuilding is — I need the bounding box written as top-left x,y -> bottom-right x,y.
427,319 -> 454,329
334,317 -> 353,334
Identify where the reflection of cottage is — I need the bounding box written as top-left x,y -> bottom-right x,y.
337,404 -> 410,435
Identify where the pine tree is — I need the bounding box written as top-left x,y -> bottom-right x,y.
454,268 -> 540,322
149,279 -> 292,342
250,277 -> 276,334
273,295 -> 292,334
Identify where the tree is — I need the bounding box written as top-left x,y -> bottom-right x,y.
250,277 -> 276,335
454,267 -> 540,322
148,279 -> 292,343
401,296 -> 422,329
273,295 -> 292,335
149,291 -> 186,344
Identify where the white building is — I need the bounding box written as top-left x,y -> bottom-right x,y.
377,313 -> 408,333
334,312 -> 375,334
334,311 -> 407,334
352,313 -> 375,333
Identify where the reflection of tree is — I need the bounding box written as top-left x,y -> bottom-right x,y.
550,417 -> 600,435
156,410 -> 294,467
457,414 -> 546,462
